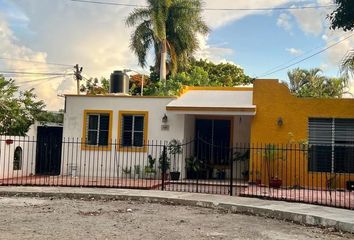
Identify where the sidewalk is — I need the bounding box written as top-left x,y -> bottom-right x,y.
0,186 -> 353,233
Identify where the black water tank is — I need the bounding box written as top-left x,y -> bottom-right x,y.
110,70 -> 129,94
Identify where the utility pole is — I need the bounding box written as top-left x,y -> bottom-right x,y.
74,64 -> 83,95
141,74 -> 144,96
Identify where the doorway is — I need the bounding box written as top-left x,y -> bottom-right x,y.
35,126 -> 63,175
195,118 -> 232,178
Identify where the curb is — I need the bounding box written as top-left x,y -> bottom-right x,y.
0,189 -> 353,234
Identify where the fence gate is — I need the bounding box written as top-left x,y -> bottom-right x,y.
35,126 -> 63,175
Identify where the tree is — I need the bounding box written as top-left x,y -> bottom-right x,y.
80,77 -> 109,95
126,0 -> 209,82
329,0 -> 354,31
340,51 -> 354,80
287,68 -> 348,98
37,110 -> 64,124
143,59 -> 251,96
0,76 -> 46,136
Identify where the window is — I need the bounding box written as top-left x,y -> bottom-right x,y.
118,111 -> 148,150
13,146 -> 22,170
308,118 -> 354,173
83,110 -> 112,149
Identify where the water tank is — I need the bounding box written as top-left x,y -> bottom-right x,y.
109,70 -> 129,94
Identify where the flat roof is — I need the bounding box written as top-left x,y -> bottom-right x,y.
64,94 -> 177,99
166,89 -> 256,115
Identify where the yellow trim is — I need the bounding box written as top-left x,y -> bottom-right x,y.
166,106 -> 256,112
81,110 -> 113,151
117,111 -> 149,152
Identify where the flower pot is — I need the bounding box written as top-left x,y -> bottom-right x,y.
170,171 -> 180,181
270,178 -> 282,188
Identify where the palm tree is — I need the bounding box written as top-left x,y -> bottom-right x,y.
288,68 -> 348,98
341,50 -> 354,80
126,0 -> 209,82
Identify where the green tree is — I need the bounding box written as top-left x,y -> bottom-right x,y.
287,68 -> 348,98
80,77 -> 109,95
143,59 -> 251,96
191,59 -> 252,86
0,76 -> 45,136
329,0 -> 354,31
37,110 -> 64,124
126,0 -> 209,82
340,51 -> 354,80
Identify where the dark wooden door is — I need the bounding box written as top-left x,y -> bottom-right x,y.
35,126 -> 63,175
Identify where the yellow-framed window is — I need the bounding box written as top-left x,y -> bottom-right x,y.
82,110 -> 113,150
118,111 -> 148,152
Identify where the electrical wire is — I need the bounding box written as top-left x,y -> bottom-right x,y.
16,74 -> 73,85
254,33 -> 354,79
70,0 -> 336,11
257,32 -> 354,77
0,70 -> 71,76
0,57 -> 73,67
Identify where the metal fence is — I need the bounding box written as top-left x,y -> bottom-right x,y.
0,136 -> 353,210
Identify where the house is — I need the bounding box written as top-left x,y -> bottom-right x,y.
59,72 -> 354,190
1,71 -> 353,192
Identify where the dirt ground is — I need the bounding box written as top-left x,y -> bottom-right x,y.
0,197 -> 353,240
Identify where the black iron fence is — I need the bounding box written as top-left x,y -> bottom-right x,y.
0,136 -> 353,209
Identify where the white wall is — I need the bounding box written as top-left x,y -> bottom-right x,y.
61,95 -> 252,179
62,95 -> 185,178
0,136 -> 36,179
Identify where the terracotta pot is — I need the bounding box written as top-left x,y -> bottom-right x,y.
270,178 -> 282,188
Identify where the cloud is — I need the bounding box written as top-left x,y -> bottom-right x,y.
289,4 -> 326,36
0,14 -> 69,110
277,13 -> 292,31
202,0 -> 294,29
286,47 -> 303,56
194,35 -> 234,63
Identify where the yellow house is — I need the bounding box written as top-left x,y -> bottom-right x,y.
61,75 -> 353,190
250,80 -> 354,189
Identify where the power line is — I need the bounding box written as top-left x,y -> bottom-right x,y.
257,32 -> 353,77
17,74 -> 68,85
255,33 -> 354,79
70,0 -> 336,11
0,70 -> 71,76
0,57 -> 73,67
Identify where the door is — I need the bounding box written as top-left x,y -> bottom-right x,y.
35,126 -> 63,175
195,118 -> 231,166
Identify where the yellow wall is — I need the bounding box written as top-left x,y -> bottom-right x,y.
250,80 -> 354,189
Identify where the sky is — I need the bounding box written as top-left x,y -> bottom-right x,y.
0,0 -> 354,110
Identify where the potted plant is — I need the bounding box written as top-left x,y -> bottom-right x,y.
144,155 -> 156,179
168,139 -> 182,181
234,149 -> 250,181
134,165 -> 141,179
158,147 -> 171,180
186,156 -> 205,179
264,144 -> 282,188
122,166 -> 131,178
216,169 -> 226,180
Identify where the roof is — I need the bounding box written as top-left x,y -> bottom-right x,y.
64,94 -> 176,99
166,87 -> 256,115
